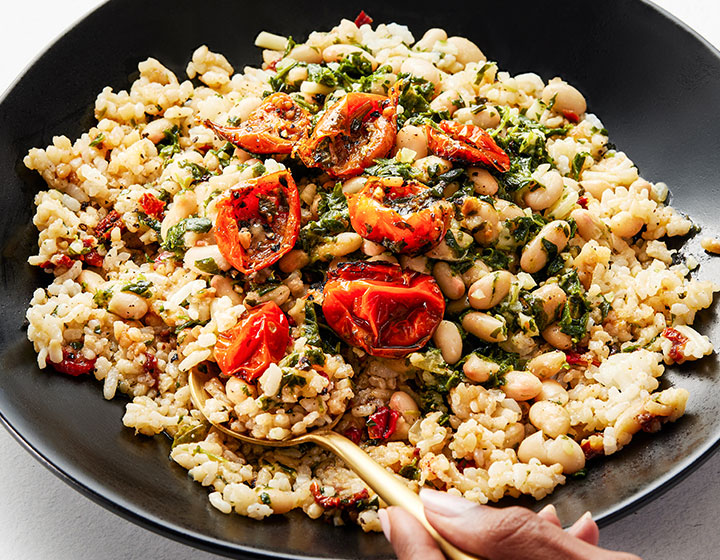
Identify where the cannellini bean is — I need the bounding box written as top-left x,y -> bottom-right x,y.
501,370 -> 542,401
184,245 -> 231,274
160,191 -> 197,240
225,376 -> 256,404
467,167 -> 498,195
609,211 -> 644,238
362,239 -> 386,257
541,324 -> 573,350
527,351 -> 567,379
520,220 -> 571,273
278,249 -> 309,273
445,296 -> 470,316
529,401 -> 571,438
462,198 -> 499,245
323,45 -> 378,69
400,58 -> 441,90
447,36 -> 486,65
524,169 -> 563,210
463,354 -> 499,383
495,199 -> 525,221
453,106 -> 501,129
78,270 -> 104,292
430,90 -> 460,115
342,176 -> 367,195
399,255 -> 430,274
433,262 -> 465,300
461,261 -> 491,287
504,423 -> 526,448
287,65 -> 308,83
542,80 -> 587,118
108,291 -> 148,320
245,285 -> 291,307
315,232 -> 363,259
545,436 -> 586,474
142,118 -> 172,144
468,271 -> 512,310
537,379 -> 569,405
571,208 -> 605,241
289,44 -> 322,64
531,284 -> 566,322
413,156 -> 452,182
517,431 -> 549,464
210,275 -> 243,305
389,391 -> 420,416
433,320 -> 463,364
462,312 -> 507,343
415,28 -> 447,51
395,125 -> 428,159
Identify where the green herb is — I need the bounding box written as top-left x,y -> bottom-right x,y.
303,301 -> 323,347
93,288 -> 113,307
283,36 -> 297,57
569,468 -> 588,479
210,142 -> 235,167
269,60 -> 301,93
194,257 -> 220,275
398,463 -> 420,480
364,157 -> 420,181
558,269 -> 591,341
172,422 -> 209,448
69,340 -> 83,350
393,75 -> 436,126
122,280 -> 153,298
179,161 -> 211,182
260,492 -> 272,505
137,212 -> 161,234
192,445 -> 225,462
158,125 -> 181,159
299,183 -> 350,253
162,216 -> 212,255
280,371 -> 307,390
89,133 -> 105,147
571,152 -> 590,180
506,215 -> 547,245
174,319 -> 210,334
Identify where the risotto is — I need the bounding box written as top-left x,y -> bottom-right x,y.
24,14 -> 717,532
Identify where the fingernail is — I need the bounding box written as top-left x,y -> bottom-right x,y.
378,508 -> 391,542
570,511 -> 592,529
538,504 -> 557,517
420,489 -> 476,517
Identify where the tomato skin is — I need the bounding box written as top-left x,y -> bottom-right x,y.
294,92 -> 397,179
322,261 -> 445,358
348,177 -> 453,255
426,120 -> 510,172
214,302 -> 290,380
205,93 -> 310,155
215,170 -> 301,275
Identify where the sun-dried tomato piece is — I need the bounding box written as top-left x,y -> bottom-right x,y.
366,406 -> 400,441
309,481 -> 369,510
95,210 -> 125,241
50,346 -> 96,376
139,193 -> 166,218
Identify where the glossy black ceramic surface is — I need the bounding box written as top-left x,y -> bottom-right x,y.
1,1 -> 720,558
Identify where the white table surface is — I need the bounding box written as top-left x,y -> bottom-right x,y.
2,1 -> 720,558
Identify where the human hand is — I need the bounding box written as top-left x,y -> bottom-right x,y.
378,489 -> 642,560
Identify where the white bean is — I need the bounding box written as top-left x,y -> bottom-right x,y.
362,239 -> 386,257
430,90 -> 461,116
463,354 -> 499,383
433,320 -> 463,364
413,156 -> 452,183
389,391 -> 420,416
529,401 -> 571,438
501,370 -> 542,401
524,169 -> 563,210
315,232 -> 363,259
542,80 -> 587,117
461,198 -> 499,245
225,376 -> 256,404
609,211 -> 644,238
537,379 -> 569,405
400,58 -> 441,90
399,255 -> 430,274
541,324 -> 573,350
210,275 -> 243,305
184,245 -> 231,274
446,296 -> 470,316
433,261 -> 466,300
545,436 -> 586,474
415,28 -> 447,51
462,312 -> 507,343
461,261 -> 491,287
395,125 -> 428,159
278,249 -> 309,273
447,36 -> 486,65
342,176 -> 367,195
495,199 -> 525,221
527,351 -> 567,379
108,291 -> 148,320
518,431 -> 549,464
78,270 -> 104,292
531,284 -> 566,322
289,44 -> 322,64
160,191 -> 197,240
468,271 -> 513,310
570,208 -> 605,241
520,220 -> 571,273
467,167 -> 498,196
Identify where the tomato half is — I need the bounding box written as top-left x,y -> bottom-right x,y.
348,177 -> 453,254
322,261 -> 445,358
294,92 -> 397,179
426,120 -> 510,172
215,170 -> 300,275
205,93 -> 310,155
214,302 -> 290,380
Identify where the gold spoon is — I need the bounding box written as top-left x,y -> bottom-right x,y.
189,370 -> 480,560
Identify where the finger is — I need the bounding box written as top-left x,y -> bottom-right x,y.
537,504 -> 562,528
420,489 -> 604,560
567,512 -> 600,546
383,506 -> 445,560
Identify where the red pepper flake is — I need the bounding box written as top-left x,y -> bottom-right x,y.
662,327 -> 689,364
456,458 -> 476,473
344,426 -> 363,444
139,193 -> 166,218
565,350 -> 600,367
366,406 -> 400,441
354,10 -> 373,27
50,346 -> 96,376
563,110 -> 580,123
309,481 -> 369,510
95,210 -> 125,241
143,352 -> 159,388
577,196 -> 588,209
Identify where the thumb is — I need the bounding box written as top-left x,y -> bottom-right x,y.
419,489 -> 612,560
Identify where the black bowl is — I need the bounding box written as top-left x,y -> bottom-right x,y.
1,0 -> 719,558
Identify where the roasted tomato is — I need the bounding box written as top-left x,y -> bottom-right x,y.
214,302 -> 290,380
215,170 -> 300,275
348,177 -> 453,254
426,120 -> 510,172
294,92 -> 397,178
322,261 -> 445,358
204,93 -> 310,155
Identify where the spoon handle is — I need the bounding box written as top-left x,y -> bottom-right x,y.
309,431 -> 482,560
